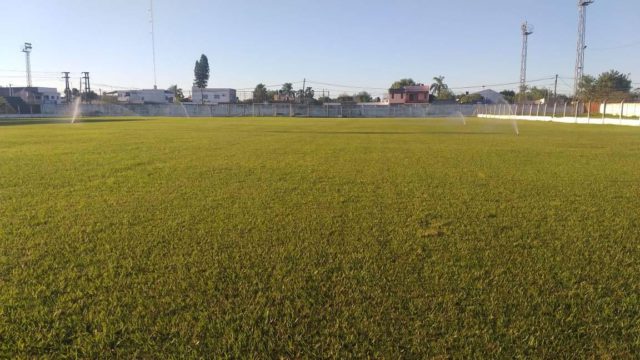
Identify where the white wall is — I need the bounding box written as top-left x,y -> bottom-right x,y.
478,114 -> 640,127
117,89 -> 171,104
192,88 -> 236,104
600,102 -> 640,117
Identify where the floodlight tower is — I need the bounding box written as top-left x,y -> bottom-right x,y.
22,42 -> 33,87
574,0 -> 594,96
519,22 -> 534,103
149,0 -> 158,89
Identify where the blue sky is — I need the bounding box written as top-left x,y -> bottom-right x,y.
1,0 -> 638,99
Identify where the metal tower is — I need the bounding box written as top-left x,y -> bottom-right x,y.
62,72 -> 71,103
519,22 -> 534,103
149,0 -> 158,89
22,43 -> 33,87
574,0 -> 594,96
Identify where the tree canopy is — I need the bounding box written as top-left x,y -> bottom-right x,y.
430,76 -> 448,98
354,91 -> 373,103
390,78 -> 416,89
253,83 -> 268,103
193,54 -> 210,89
577,70 -> 633,101
167,85 -> 184,103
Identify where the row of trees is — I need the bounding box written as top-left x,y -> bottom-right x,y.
500,70 -> 638,104
187,54 -> 638,105
576,70 -> 637,102
252,83 -> 315,104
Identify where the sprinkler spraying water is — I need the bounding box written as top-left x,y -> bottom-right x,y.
70,97 -> 81,124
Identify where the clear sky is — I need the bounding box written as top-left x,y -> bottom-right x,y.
1,0 -> 639,99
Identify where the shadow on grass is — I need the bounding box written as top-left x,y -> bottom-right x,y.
0,118 -> 149,127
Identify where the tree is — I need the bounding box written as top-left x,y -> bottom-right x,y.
577,70 -> 633,101
459,93 -> 484,104
500,90 -> 516,104
297,87 -> 314,104
594,70 -> 632,101
354,91 -> 372,103
336,94 -> 354,103
527,86 -> 551,101
576,75 -> 597,101
253,83 -> 268,103
390,78 -> 416,89
193,54 -> 210,104
167,85 -> 184,103
431,76 -> 449,98
279,83 -> 295,102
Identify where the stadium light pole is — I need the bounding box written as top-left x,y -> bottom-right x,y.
22,42 -> 33,88
574,0 -> 594,96
519,22 -> 534,103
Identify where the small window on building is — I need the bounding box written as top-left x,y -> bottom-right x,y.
214,95 -> 220,99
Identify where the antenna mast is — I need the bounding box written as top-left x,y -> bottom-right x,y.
150,0 -> 158,89
519,22 -> 534,103
574,0 -> 594,96
22,42 -> 33,87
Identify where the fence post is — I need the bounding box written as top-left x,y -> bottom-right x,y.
536,103 -> 540,116
543,103 -> 548,117
620,100 -> 625,124
575,101 -> 579,122
563,102 -> 567,118
529,104 -> 533,116
552,102 -> 557,119
602,100 -> 607,124
587,101 -> 591,123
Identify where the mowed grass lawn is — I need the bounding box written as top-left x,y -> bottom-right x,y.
1,117 -> 639,358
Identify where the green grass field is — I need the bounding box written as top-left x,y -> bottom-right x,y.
1,117 -> 639,358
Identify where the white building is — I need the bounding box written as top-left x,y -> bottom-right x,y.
110,89 -> 173,104
0,87 -> 61,104
191,87 -> 237,104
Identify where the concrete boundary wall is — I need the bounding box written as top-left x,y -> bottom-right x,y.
478,114 -> 640,127
600,102 -> 640,117
40,103 -> 478,118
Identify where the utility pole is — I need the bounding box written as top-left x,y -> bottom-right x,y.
574,0 -> 594,96
62,72 -> 71,103
553,74 -> 558,100
22,43 -> 33,87
8,84 -> 12,97
82,72 -> 91,103
519,22 -> 534,103
302,78 -> 306,104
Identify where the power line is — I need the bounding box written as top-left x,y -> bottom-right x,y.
590,40 -> 640,51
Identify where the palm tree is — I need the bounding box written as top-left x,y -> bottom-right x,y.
431,76 -> 448,98
279,83 -> 294,101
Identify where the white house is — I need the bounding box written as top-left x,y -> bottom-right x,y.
191,87 -> 237,104
0,87 -> 61,104
110,89 -> 173,104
